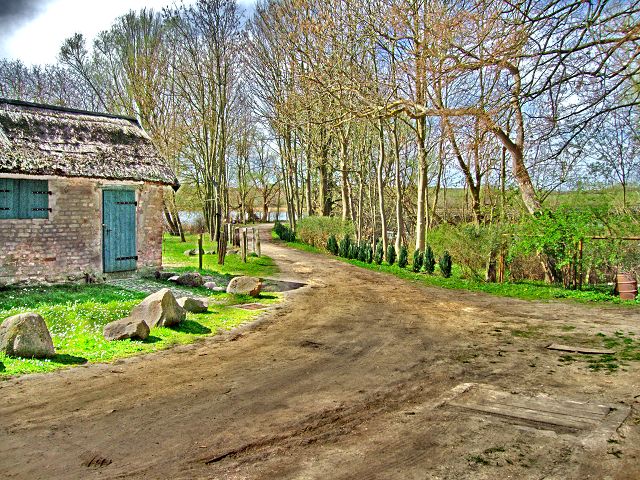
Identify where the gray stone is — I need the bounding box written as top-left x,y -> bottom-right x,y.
168,276 -> 180,282
130,289 -> 186,328
175,272 -> 204,288
103,317 -> 150,341
0,312 -> 55,358
177,297 -> 208,313
203,281 -> 218,290
226,276 -> 262,297
211,287 -> 225,292
155,271 -> 178,281
184,248 -> 204,256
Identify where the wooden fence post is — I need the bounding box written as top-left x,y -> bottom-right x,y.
578,238 -> 584,290
241,229 -> 248,263
256,230 -> 261,257
498,243 -> 506,283
198,234 -> 203,271
252,228 -> 256,253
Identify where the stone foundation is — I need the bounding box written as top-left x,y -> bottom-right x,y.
0,176 -> 164,286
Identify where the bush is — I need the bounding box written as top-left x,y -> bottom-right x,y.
296,216 -> 354,249
327,234 -> 339,255
357,241 -> 368,262
374,240 -> 384,264
398,245 -> 408,268
349,243 -> 359,260
274,220 -> 296,242
365,242 -> 374,264
426,224 -> 502,279
387,244 -> 396,265
439,250 -> 453,278
412,249 -> 423,272
338,234 -> 352,258
424,245 -> 436,274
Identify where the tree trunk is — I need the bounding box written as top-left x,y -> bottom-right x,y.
377,119 -> 388,260
415,116 -> 428,251
428,132 -> 445,230
393,119 -> 403,253
340,141 -> 351,222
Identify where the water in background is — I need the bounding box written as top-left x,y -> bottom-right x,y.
179,210 -> 288,226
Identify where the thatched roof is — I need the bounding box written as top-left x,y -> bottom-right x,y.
0,98 -> 178,188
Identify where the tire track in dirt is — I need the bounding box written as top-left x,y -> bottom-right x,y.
1,224 -> 638,480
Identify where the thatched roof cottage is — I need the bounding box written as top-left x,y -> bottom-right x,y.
0,98 -> 178,286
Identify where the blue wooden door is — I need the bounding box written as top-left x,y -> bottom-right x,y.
103,189 -> 137,273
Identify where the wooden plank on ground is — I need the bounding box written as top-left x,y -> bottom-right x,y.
547,343 -> 615,355
447,384 -> 616,433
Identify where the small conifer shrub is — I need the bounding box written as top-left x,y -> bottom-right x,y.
398,245 -> 408,268
358,241 -> 368,262
424,245 -> 436,274
412,249 -> 423,272
374,240 -> 384,264
386,244 -> 396,265
338,235 -> 351,258
349,243 -> 359,260
273,220 -> 295,241
327,234 -> 339,255
439,250 -> 453,278
365,242 -> 374,263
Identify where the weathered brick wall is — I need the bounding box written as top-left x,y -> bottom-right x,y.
0,176 -> 164,286
136,184 -> 164,274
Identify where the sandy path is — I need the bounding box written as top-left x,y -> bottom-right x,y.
1,225 -> 639,479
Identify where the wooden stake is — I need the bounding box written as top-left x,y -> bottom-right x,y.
256,230 -> 261,257
241,229 -> 247,263
252,228 -> 256,253
198,234 -> 203,271
578,238 -> 584,290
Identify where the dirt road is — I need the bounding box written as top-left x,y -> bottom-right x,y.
1,225 -> 639,479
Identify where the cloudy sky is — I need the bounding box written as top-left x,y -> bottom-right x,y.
0,0 -> 255,65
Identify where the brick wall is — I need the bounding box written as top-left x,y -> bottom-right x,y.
0,176 -> 164,286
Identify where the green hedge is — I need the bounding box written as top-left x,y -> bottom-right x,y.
297,216 -> 355,250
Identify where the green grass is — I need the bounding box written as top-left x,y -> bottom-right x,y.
0,285 -> 280,377
275,236 -> 639,306
163,233 -> 278,279
0,234 -> 281,378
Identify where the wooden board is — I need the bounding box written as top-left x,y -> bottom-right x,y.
448,384 -> 620,433
547,343 -> 615,355
234,303 -> 268,311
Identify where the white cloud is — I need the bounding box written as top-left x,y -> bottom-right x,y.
3,0 -> 255,65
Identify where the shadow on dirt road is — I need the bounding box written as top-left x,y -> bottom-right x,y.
1,224 -> 638,479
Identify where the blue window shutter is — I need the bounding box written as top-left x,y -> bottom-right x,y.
18,179 -> 49,219
0,178 -> 17,219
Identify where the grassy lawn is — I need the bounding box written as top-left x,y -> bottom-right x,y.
274,233 -> 639,306
163,233 -> 278,280
0,234 -> 281,378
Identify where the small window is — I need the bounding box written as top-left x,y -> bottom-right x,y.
0,178 -> 51,219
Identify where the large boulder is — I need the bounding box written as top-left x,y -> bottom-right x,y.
103,317 -> 150,341
130,289 -> 186,328
226,276 -> 262,297
177,297 -> 208,313
175,272 -> 204,288
0,313 -> 55,358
